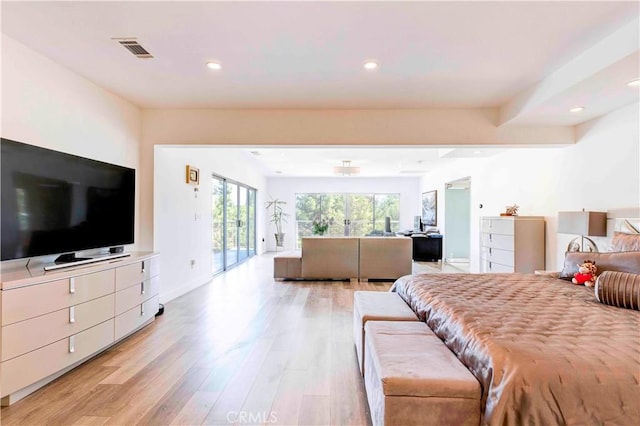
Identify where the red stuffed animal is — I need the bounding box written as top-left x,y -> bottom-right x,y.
572,260 -> 597,287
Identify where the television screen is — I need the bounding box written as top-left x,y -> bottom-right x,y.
1,138 -> 135,261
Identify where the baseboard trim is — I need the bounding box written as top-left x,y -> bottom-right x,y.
160,273 -> 214,304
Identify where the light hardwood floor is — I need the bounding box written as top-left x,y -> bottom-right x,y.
1,254 -> 398,426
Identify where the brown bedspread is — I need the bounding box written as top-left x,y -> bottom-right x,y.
391,273 -> 640,425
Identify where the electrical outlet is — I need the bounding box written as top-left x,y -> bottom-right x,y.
190,259 -> 196,268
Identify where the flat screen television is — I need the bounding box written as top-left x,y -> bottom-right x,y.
1,138 -> 135,262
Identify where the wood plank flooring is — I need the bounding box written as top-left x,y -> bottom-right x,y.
1,254 -> 395,426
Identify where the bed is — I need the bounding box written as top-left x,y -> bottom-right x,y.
390,269 -> 640,425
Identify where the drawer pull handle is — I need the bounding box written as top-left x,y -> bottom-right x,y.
141,281 -> 145,295
489,247 -> 492,255
141,261 -> 146,274
489,234 -> 493,242
141,305 -> 145,316
69,278 -> 76,294
489,261 -> 492,270
69,306 -> 75,324
69,336 -> 75,353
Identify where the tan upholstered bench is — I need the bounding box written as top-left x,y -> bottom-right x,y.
364,321 -> 481,426
353,291 -> 418,376
273,252 -> 302,279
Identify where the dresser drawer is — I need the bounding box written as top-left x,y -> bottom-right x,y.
0,319 -> 114,397
481,260 -> 514,273
115,276 -> 160,315
1,294 -> 114,362
481,232 -> 514,250
481,218 -> 514,235
480,246 -> 514,267
1,270 -> 115,326
114,295 -> 158,341
115,258 -> 158,291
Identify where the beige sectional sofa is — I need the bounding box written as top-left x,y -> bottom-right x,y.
274,236 -> 412,280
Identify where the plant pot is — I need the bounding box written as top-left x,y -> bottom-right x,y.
275,233 -> 285,247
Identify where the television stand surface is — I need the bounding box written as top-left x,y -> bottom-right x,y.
44,252 -> 131,271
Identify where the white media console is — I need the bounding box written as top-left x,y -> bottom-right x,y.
0,252 -> 160,405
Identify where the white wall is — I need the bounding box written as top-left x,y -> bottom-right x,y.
421,103 -> 640,272
154,147 -> 267,303
265,176 -> 421,251
1,35 -> 142,262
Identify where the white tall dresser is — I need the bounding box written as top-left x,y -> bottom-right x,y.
480,216 -> 545,273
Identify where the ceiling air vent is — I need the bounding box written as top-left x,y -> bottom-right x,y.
115,39 -> 154,59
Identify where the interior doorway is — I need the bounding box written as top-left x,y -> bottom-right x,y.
444,177 -> 471,263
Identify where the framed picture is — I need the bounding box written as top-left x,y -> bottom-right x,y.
422,190 -> 437,227
186,165 -> 199,185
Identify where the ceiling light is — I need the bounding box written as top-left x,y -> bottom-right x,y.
363,61 -> 378,70
333,160 -> 360,176
206,61 -> 221,70
569,106 -> 585,113
627,79 -> 640,87
473,150 -> 481,154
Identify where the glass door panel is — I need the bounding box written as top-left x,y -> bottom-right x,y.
374,194 -> 400,233
248,189 -> 256,256
226,182 -> 239,267
238,186 -> 248,262
213,177 -> 256,273
212,177 -> 225,274
346,194 -> 373,236
295,194 -> 322,247
322,194 -> 346,236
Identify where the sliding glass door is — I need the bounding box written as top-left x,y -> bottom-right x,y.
212,175 -> 256,273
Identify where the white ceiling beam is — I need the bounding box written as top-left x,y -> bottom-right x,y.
499,17 -> 639,126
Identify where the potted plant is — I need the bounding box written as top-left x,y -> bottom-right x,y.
312,217 -> 333,236
265,197 -> 289,247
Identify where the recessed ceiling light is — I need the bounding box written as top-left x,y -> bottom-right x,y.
473,150 -> 481,154
569,106 -> 585,113
627,79 -> 640,87
206,61 -> 221,70
363,61 -> 378,70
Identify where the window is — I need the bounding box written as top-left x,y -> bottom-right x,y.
295,193 -> 400,247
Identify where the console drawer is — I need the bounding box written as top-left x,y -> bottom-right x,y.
481,233 -> 514,251
480,246 -> 514,267
115,276 -> 159,315
1,294 -> 114,362
481,218 -> 514,235
114,295 -> 158,341
481,260 -> 514,273
115,258 -> 158,291
0,319 -> 114,397
1,270 -> 115,326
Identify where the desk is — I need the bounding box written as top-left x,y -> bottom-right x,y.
411,234 -> 443,261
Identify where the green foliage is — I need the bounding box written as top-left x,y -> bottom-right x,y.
295,193 -> 400,246
312,217 -> 333,235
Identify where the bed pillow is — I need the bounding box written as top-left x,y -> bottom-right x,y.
594,271 -> 640,310
611,232 -> 640,252
558,251 -> 640,280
